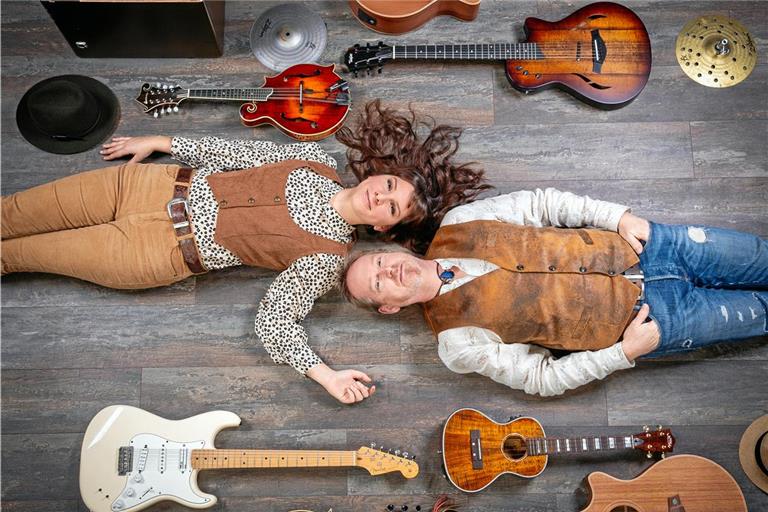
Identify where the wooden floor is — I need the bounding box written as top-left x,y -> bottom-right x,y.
2,1 -> 767,510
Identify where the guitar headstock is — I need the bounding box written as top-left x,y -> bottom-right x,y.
344,42 -> 393,76
135,82 -> 185,117
632,425 -> 676,458
355,444 -> 419,479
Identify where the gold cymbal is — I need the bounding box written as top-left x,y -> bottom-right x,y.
676,15 -> 757,88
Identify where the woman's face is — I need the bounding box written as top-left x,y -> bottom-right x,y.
350,174 -> 416,231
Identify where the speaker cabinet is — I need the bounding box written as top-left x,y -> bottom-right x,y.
42,0 -> 225,58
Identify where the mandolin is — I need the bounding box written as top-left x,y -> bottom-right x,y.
581,454 -> 748,512
349,0 -> 480,35
80,405 -> 418,512
135,64 -> 351,141
345,2 -> 651,109
442,408 -> 675,493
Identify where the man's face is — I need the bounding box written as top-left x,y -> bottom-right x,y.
350,175 -> 416,231
345,251 -> 432,314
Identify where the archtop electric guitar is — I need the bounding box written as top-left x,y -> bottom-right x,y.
442,408 -> 675,492
80,405 -> 418,512
345,2 -> 651,109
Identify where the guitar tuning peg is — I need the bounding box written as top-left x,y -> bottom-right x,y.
153,111 -> 159,118
394,450 -> 401,456
411,455 -> 416,461
402,451 -> 409,458
173,106 -> 179,113
156,82 -> 161,88
370,442 -> 377,449
160,107 -> 166,115
379,445 -> 385,451
377,67 -> 382,74
354,43 -> 360,49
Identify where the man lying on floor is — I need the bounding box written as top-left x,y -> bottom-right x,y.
340,188 -> 768,396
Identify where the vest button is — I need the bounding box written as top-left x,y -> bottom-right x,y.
516,264 -> 524,271
219,200 -> 228,207
579,266 -> 587,273
548,265 -> 556,271
608,270 -> 616,276
248,197 -> 255,204
273,196 -> 281,203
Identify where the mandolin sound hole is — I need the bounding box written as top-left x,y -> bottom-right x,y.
502,434 -> 528,461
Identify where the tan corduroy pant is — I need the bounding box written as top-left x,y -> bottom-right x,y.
1,163 -> 196,289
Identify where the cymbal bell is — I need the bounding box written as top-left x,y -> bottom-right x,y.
250,4 -> 327,71
676,15 -> 757,88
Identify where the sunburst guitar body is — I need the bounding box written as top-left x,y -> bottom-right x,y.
582,454 -> 748,512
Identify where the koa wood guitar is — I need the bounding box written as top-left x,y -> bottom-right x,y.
581,454 -> 748,512
442,408 -> 674,493
135,64 -> 351,141
80,405 -> 418,512
349,0 -> 480,34
345,2 -> 651,109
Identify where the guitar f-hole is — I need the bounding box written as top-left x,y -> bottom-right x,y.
280,113 -> 317,129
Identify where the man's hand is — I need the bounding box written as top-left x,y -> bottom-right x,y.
101,136 -> 172,163
618,212 -> 650,254
621,304 -> 660,361
306,364 -> 376,404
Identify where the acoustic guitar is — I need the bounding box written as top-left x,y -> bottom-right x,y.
581,454 -> 748,512
442,408 -> 675,493
345,1 -> 651,109
349,0 -> 480,34
80,405 -> 418,512
135,64 -> 351,141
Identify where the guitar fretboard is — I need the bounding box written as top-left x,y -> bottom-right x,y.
185,88 -> 274,102
393,43 -> 543,61
527,435 -> 635,456
190,449 -> 355,470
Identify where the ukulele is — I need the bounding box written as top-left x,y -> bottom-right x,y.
581,454 -> 748,512
80,405 -> 418,512
135,64 -> 351,141
345,2 -> 651,109
349,0 -> 480,35
442,408 -> 674,493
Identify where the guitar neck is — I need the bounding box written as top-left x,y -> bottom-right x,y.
392,43 -> 542,61
528,434 -> 637,456
190,449 -> 357,470
184,88 -> 274,102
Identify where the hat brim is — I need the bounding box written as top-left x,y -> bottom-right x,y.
16,75 -> 121,155
739,414 -> 768,494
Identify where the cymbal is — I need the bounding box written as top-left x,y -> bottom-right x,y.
250,4 -> 327,71
676,15 -> 757,88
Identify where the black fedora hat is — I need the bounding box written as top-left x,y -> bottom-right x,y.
16,75 -> 120,154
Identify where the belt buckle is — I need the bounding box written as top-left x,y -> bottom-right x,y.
624,272 -> 645,302
167,197 -> 190,230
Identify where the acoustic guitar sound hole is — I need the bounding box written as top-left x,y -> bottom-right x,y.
502,434 -> 528,461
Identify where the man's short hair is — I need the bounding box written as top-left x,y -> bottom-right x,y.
339,247 -> 411,311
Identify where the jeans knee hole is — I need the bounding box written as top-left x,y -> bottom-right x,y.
687,226 -> 707,243
681,338 -> 693,349
753,292 -> 768,333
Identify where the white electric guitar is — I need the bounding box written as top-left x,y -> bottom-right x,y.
80,405 -> 419,512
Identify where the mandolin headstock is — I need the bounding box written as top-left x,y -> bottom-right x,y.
632,425 -> 676,458
355,445 -> 419,478
135,83 -> 185,117
344,42 -> 393,76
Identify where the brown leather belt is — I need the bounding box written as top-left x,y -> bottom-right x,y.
167,167 -> 206,274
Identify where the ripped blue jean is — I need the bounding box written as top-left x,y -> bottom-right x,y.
639,222 -> 768,356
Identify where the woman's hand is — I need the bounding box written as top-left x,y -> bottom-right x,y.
621,304 -> 660,361
101,136 -> 172,163
618,212 -> 650,254
307,364 -> 376,404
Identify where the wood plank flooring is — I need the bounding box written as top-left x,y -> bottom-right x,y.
2,1 -> 767,511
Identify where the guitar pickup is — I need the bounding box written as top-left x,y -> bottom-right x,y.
117,446 -> 133,475
470,430 -> 483,469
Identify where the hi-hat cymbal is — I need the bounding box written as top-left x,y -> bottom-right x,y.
676,15 -> 757,88
250,4 -> 327,71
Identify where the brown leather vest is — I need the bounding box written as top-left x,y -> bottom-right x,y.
206,160 -> 353,270
423,220 -> 641,351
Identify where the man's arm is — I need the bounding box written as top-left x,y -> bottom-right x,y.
442,188 -> 629,231
254,253 -> 374,404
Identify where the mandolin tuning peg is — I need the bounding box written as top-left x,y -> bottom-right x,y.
646,451 -> 653,459
394,450 -> 401,456
660,452 -> 666,459
402,451 -> 409,458
656,425 -> 663,431
411,455 -> 416,460
370,442 -> 376,449
643,425 -> 650,432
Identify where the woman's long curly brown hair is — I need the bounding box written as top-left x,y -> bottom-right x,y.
335,100 -> 492,254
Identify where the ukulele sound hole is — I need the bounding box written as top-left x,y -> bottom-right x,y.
502,434 -> 528,461
609,507 -> 639,512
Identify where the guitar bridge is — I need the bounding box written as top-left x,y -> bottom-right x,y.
117,446 -> 133,475
470,430 -> 483,469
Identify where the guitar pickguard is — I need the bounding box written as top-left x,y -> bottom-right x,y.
110,434 -> 208,511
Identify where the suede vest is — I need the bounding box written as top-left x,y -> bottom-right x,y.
206,160 -> 353,270
423,220 -> 641,351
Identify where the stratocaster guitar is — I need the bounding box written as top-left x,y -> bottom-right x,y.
442,408 -> 675,492
80,405 -> 418,512
135,64 -> 351,141
345,2 -> 651,109
349,0 -> 480,34
581,454 -> 748,512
